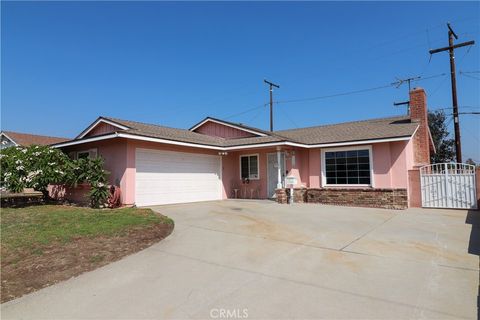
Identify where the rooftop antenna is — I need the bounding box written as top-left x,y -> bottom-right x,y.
392,76 -> 421,114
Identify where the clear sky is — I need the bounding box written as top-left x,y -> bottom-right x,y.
2,1 -> 479,161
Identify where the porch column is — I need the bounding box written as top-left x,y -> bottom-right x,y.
276,149 -> 282,189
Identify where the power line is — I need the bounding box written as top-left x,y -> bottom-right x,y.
429,41 -> 474,98
431,106 -> 480,111
414,73 -> 447,82
274,73 -> 447,106
247,106 -> 265,123
429,22 -> 475,163
460,72 -> 480,80
223,73 -> 451,120
223,103 -> 267,120
442,112 -> 480,115
275,84 -> 394,105
280,108 -> 300,129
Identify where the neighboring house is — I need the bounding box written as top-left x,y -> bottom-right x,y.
52,88 -> 435,209
0,131 -> 68,149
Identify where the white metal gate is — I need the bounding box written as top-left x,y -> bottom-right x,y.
420,163 -> 477,209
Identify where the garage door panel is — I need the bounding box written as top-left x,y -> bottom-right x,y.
135,148 -> 222,206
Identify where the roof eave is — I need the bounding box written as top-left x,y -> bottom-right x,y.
75,117 -> 131,139
52,131 -> 414,151
0,132 -> 19,146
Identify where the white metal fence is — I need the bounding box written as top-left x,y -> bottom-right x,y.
420,163 -> 477,209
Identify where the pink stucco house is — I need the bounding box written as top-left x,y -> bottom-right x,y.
52,88 -> 434,209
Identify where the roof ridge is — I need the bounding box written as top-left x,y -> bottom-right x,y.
276,115 -> 411,133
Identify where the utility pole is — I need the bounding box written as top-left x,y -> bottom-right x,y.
264,79 -> 280,131
429,23 -> 475,163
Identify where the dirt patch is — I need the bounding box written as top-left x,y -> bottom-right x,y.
1,221 -> 174,303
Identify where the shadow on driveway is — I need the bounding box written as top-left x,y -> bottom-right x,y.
466,210 -> 480,319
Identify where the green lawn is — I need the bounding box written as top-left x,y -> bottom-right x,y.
1,205 -> 173,253
1,205 -> 174,302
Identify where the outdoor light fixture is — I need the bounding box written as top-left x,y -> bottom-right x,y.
218,151 -> 228,156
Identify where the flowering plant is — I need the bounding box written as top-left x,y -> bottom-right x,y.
1,146 -> 69,196
1,145 -> 110,208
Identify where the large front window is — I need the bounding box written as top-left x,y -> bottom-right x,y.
324,148 -> 371,185
240,154 -> 259,180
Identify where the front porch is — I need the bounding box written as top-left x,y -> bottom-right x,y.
221,146 -> 307,200
220,144 -> 410,209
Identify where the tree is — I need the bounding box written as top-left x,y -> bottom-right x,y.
465,158 -> 477,166
428,110 -> 456,163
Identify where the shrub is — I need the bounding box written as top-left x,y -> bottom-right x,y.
80,157 -> 109,208
1,145 -> 110,208
1,146 -> 70,197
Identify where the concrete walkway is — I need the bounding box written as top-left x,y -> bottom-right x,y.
2,200 -> 479,319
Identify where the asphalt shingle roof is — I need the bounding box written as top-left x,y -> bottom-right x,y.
3,131 -> 69,146
73,115 -> 419,148
103,117 -> 226,146
274,116 -> 419,145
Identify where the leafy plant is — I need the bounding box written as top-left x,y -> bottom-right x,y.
0,146 -> 70,197
1,145 -> 110,208
82,157 -> 110,208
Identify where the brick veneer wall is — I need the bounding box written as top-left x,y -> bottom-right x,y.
275,188 -> 288,204
276,188 -> 408,209
410,88 -> 431,166
408,169 -> 422,208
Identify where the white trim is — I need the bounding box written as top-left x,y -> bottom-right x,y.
305,136 -> 412,149
0,132 -> 18,146
53,131 -> 414,152
77,119 -> 130,139
321,145 -> 374,188
266,152 -> 286,197
190,118 -> 268,137
224,141 -> 304,150
52,133 -> 119,148
239,153 -> 260,180
220,156 -> 223,199
223,136 -> 412,150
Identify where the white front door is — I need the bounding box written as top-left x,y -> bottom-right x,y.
267,152 -> 286,198
135,148 -> 222,206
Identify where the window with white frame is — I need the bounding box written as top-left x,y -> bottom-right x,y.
324,148 -> 371,185
240,154 -> 259,180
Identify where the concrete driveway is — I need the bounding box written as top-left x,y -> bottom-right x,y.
2,200 -> 479,319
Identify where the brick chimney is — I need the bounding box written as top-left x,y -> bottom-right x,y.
409,87 -> 431,165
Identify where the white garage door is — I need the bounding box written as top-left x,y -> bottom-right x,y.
135,148 -> 222,206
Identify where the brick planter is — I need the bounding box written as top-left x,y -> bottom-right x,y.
276,187 -> 408,209
275,188 -> 288,204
